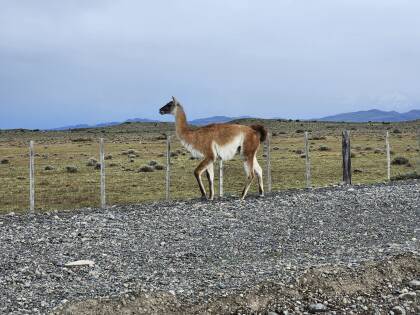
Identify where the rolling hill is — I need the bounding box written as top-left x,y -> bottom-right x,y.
317,109 -> 420,122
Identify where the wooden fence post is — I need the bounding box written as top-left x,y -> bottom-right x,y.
265,132 -> 272,192
29,140 -> 35,212
342,130 -> 352,184
417,129 -> 420,176
385,131 -> 391,181
219,160 -> 223,197
165,135 -> 171,201
100,138 -> 106,208
304,131 -> 311,188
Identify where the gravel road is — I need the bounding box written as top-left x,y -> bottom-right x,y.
0,180 -> 419,314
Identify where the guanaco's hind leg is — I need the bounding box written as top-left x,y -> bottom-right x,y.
254,157 -> 264,197
205,163 -> 215,200
194,158 -> 213,199
241,157 -> 255,200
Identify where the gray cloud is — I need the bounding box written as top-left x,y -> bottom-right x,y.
0,0 -> 419,128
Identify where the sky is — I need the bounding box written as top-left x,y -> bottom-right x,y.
0,0 -> 419,129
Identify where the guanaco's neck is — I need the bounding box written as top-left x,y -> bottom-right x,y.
174,105 -> 190,139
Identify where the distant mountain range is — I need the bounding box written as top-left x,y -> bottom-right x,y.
49,116 -> 252,130
48,109 -> 419,130
317,109 -> 420,122
50,118 -> 159,130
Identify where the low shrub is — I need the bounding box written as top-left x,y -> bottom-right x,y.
310,136 -> 326,140
138,165 -> 154,172
66,166 -> 78,173
154,164 -> 165,170
391,156 -> 409,165
391,172 -> 419,180
71,138 -> 92,142
86,158 -> 97,166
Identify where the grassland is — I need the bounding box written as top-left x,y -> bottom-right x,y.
0,119 -> 419,213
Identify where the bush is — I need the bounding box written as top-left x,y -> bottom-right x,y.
138,165 -> 154,172
104,155 -> 113,160
154,135 -> 167,141
350,152 -> 356,158
71,138 -> 92,142
392,129 -> 402,134
0,159 -> 9,164
295,129 -> 304,134
44,165 -> 54,171
310,136 -> 326,140
295,149 -> 303,155
94,163 -> 101,170
391,172 -> 419,181
86,158 -> 97,166
66,166 -> 78,173
109,163 -> 118,167
148,160 -> 158,166
374,148 -> 383,154
154,164 -> 165,170
318,145 -> 331,151
353,168 -> 363,174
391,156 -> 409,165
273,146 -> 280,151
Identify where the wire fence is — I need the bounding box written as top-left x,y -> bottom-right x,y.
0,129 -> 419,213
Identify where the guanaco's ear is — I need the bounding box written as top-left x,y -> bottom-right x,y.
172,96 -> 178,105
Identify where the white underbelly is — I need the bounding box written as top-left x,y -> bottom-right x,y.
213,134 -> 243,161
180,139 -> 204,159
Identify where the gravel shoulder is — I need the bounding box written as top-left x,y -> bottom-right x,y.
0,180 -> 419,314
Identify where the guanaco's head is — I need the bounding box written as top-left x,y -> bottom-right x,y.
159,96 -> 179,115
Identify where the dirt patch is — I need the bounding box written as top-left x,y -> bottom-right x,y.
56,253 -> 419,314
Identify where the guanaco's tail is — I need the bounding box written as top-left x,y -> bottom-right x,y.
250,125 -> 268,142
